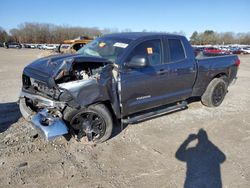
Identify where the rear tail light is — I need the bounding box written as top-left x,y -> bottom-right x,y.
235,59 -> 240,66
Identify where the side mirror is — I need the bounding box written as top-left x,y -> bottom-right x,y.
125,55 -> 149,68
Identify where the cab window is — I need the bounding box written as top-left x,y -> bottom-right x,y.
168,39 -> 186,62
128,39 -> 162,66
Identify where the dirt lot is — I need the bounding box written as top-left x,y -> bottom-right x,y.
0,48 -> 250,188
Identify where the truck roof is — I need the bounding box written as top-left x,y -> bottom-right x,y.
103,32 -> 183,40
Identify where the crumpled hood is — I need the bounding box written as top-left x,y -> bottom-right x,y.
23,53 -> 110,87
25,54 -> 78,77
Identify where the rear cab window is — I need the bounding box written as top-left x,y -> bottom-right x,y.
168,39 -> 186,62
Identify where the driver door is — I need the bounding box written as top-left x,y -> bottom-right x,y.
120,38 -> 169,116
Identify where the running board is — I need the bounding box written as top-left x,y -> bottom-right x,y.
121,101 -> 187,124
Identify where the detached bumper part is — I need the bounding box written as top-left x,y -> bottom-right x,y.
31,109 -> 68,141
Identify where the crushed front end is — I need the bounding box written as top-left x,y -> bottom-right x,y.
19,54 -> 119,141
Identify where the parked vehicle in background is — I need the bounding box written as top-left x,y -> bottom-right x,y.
57,44 -> 71,52
37,44 -> 43,49
23,44 -> 31,48
63,36 -> 93,44
58,41 -> 88,54
203,47 -> 229,56
241,47 -> 250,54
41,44 -> 48,50
43,44 -> 57,50
220,47 -> 232,54
4,42 -> 22,49
29,44 -> 36,49
231,47 -> 244,54
56,36 -> 93,54
193,47 -> 204,57
19,32 -> 240,143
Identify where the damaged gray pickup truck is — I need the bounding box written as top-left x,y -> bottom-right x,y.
19,32 -> 240,143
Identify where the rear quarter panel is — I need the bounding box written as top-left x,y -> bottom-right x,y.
192,55 -> 239,96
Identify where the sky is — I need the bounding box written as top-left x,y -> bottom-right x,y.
1,0 -> 250,38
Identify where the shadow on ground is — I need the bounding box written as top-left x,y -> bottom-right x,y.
0,102 -> 21,133
109,97 -> 202,141
176,129 -> 226,188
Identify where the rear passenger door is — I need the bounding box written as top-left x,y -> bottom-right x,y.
163,37 -> 196,102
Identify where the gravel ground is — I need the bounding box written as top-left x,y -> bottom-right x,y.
0,48 -> 250,188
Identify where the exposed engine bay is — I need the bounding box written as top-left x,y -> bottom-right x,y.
55,61 -> 105,84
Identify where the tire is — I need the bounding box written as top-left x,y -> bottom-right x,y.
66,104 -> 113,143
201,78 -> 228,107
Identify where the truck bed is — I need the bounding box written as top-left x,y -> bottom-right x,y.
192,54 -> 239,96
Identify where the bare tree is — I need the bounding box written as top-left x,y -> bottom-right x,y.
8,22 -> 102,44
3,22 -> 250,45
189,30 -> 250,45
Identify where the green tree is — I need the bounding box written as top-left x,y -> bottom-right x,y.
0,27 -> 9,43
190,31 -> 199,45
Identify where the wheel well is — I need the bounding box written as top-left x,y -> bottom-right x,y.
63,101 -> 118,124
213,73 -> 227,79
197,73 -> 228,97
90,101 -> 118,120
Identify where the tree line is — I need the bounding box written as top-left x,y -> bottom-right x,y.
2,23 -> 102,44
1,23 -> 250,45
0,23 -> 136,44
190,30 -> 250,45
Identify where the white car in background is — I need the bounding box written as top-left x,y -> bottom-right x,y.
219,47 -> 231,53
30,44 -> 36,49
241,47 -> 250,54
44,44 -> 57,50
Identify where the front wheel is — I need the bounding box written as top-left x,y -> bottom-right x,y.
201,78 -> 228,107
68,104 -> 113,143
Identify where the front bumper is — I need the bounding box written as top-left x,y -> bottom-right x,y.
19,91 -> 68,140
31,109 -> 68,141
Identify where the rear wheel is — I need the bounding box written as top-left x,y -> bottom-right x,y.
201,78 -> 228,107
68,104 -> 113,143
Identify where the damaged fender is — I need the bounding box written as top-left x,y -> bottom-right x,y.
58,63 -> 121,118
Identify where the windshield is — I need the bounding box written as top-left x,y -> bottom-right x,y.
77,37 -> 132,62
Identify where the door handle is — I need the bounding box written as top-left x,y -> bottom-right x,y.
157,69 -> 168,75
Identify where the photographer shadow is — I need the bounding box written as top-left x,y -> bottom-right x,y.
175,129 -> 226,188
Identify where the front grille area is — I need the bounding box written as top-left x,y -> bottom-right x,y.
34,81 -> 55,96
22,74 -> 60,99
